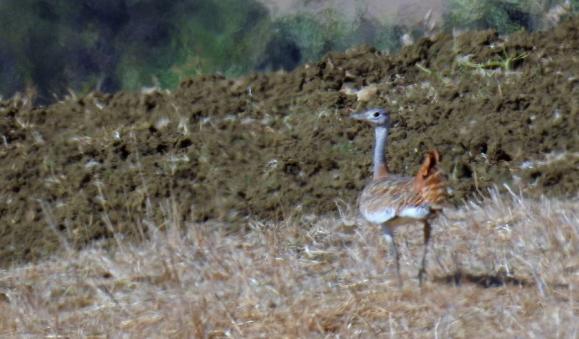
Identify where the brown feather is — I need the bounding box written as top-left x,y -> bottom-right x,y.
359,150 -> 447,217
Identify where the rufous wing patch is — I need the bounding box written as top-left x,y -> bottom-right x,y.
418,150 -> 440,179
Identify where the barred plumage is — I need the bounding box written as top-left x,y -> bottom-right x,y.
351,108 -> 446,287
359,151 -> 445,221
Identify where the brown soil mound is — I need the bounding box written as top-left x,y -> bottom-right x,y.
1,17 -> 577,266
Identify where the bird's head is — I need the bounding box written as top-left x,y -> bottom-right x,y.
350,108 -> 390,127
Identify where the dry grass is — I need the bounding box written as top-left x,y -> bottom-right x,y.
0,190 -> 578,338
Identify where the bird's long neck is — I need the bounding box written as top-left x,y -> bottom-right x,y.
373,126 -> 389,179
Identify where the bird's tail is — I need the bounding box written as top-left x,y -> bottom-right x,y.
418,150 -> 441,178
416,150 -> 446,205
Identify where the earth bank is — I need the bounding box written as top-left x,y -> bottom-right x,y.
0,17 -> 577,265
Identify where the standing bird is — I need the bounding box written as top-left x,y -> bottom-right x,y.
351,108 -> 446,287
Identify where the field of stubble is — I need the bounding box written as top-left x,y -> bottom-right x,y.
0,190 -> 577,337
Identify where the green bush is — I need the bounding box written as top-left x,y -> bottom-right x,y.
445,0 -> 576,34
117,0 -> 272,90
261,9 -> 403,69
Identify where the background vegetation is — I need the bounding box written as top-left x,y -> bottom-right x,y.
0,0 -> 576,103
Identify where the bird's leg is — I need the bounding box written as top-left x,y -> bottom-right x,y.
418,220 -> 432,287
382,224 -> 402,288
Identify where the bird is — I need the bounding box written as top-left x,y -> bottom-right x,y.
351,107 -> 446,287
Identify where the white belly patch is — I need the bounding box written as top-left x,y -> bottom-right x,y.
398,206 -> 431,219
361,206 -> 431,224
361,207 -> 396,224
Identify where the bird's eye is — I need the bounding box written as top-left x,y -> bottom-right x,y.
373,112 -> 380,117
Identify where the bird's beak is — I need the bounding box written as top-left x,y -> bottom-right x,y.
350,111 -> 366,120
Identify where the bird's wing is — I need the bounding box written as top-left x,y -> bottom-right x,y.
358,151 -> 447,224
359,176 -> 419,223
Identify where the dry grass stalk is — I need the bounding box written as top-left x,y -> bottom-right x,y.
0,190 -> 577,337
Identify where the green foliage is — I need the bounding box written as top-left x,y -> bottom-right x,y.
371,21 -> 403,54
263,9 -> 402,69
0,0 -> 576,103
116,0 -> 273,90
444,0 -> 575,34
173,1 -> 271,76
0,0 -> 89,100
446,0 -> 521,33
272,9 -> 351,63
0,0 -> 274,98
455,50 -> 528,74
